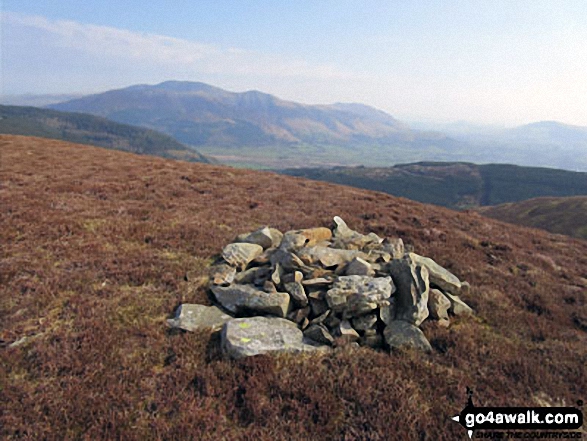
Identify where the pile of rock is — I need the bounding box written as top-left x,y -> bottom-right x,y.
168,217 -> 473,359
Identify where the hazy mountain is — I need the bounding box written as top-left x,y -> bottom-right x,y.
0,105 -> 211,163
280,162 -> 587,210
0,93 -> 86,108
48,81 -> 414,147
48,81 -> 587,170
477,196 -> 587,240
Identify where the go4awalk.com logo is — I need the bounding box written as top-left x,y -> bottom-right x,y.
451,388 -> 584,439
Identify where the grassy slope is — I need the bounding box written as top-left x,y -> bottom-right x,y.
280,163 -> 587,210
1,135 -> 586,440
478,196 -> 587,240
0,105 -> 210,163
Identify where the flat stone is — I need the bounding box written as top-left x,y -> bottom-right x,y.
222,317 -> 328,359
388,258 -> 430,326
280,227 -> 333,251
444,292 -> 474,316
309,310 -> 330,325
429,288 -> 451,321
383,320 -> 432,353
297,246 -> 365,268
408,253 -> 462,294
222,243 -> 264,270
345,257 -> 375,276
325,275 -> 394,317
209,263 -> 236,286
303,324 -> 334,346
302,277 -> 334,286
336,320 -> 360,342
284,281 -> 309,307
211,284 -> 290,318
167,304 -> 232,332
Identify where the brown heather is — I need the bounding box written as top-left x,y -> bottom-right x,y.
1,135 -> 586,440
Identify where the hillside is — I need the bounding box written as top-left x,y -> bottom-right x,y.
280,162 -> 587,209
0,105 -> 210,163
478,196 -> 587,240
2,135 -> 586,440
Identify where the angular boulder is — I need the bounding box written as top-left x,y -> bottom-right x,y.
222,317 -> 327,359
280,227 -> 332,251
408,253 -> 461,294
211,284 -> 290,318
383,320 -> 432,353
296,246 -> 365,268
167,304 -> 232,332
444,292 -> 474,316
428,288 -> 451,321
325,275 -> 394,317
222,243 -> 264,270
345,257 -> 375,276
388,258 -> 430,326
209,263 -> 236,286
284,281 -> 309,307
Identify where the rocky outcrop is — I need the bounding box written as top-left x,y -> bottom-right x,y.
171,217 -> 473,358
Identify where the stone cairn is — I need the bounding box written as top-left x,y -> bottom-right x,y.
168,217 -> 473,359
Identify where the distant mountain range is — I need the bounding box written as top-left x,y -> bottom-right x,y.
477,196 -> 587,240
30,80 -> 587,171
0,105 -> 210,163
280,162 -> 587,210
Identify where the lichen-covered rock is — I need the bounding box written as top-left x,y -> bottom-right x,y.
408,253 -> 461,294
211,284 -> 290,317
222,243 -> 264,270
388,258 -> 430,326
221,317 -> 327,359
325,275 -> 394,317
384,320 -> 432,353
167,304 -> 232,332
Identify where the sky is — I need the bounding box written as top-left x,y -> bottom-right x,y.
1,0 -> 587,126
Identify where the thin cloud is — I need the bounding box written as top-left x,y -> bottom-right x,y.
2,12 -> 354,80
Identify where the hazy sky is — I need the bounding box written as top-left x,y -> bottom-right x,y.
2,1 -> 587,126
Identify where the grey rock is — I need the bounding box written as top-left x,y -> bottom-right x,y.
309,310 -> 330,325
222,243 -> 264,270
360,330 -> 384,348
365,250 -> 392,263
167,304 -> 232,332
380,238 -> 405,259
445,292 -> 474,316
270,248 -> 306,271
271,263 -> 283,286
309,297 -> 329,317
237,226 -> 274,249
284,281 -> 308,307
297,246 -> 365,268
336,320 -> 360,342
303,324 -> 334,346
209,263 -> 236,286
287,306 -> 311,325
280,227 -> 332,251
211,284 -> 290,318
408,253 -> 462,294
388,258 -> 430,326
428,288 -> 451,321
332,216 -> 382,250
383,320 -> 432,353
345,257 -> 375,276
233,266 -> 271,285
222,317 -> 327,359
352,314 -> 378,331
301,277 -> 334,287
325,275 -> 394,317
